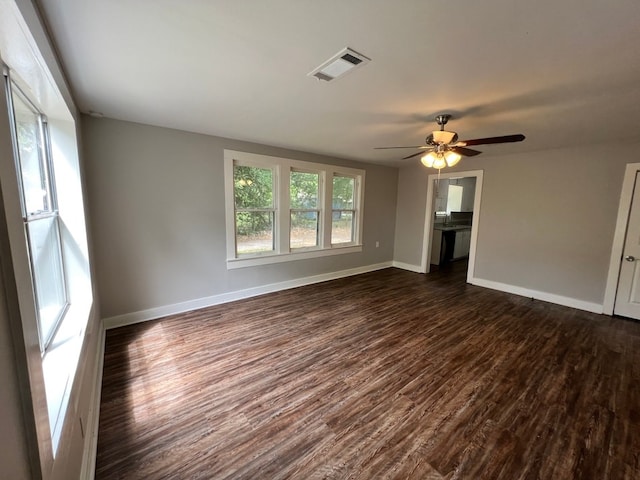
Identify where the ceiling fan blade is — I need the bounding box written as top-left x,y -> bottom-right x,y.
451,146 -> 482,157
459,134 -> 525,147
403,150 -> 429,160
374,145 -> 429,150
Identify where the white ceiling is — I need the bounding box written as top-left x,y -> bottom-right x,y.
36,0 -> 640,165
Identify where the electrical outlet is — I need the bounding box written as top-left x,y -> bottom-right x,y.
375,241 -> 380,248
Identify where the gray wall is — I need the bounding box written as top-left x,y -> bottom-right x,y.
459,177 -> 476,212
393,166 -> 429,266
82,116 -> 398,319
394,142 -> 640,305
0,240 -> 31,479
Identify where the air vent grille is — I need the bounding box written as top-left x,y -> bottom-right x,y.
308,47 -> 370,82
341,53 -> 362,65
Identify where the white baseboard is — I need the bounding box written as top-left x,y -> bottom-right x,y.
80,322 -> 106,480
391,261 -> 424,273
103,261 -> 393,329
470,277 -> 604,314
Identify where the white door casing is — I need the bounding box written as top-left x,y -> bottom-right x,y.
604,163 -> 640,316
614,171 -> 640,318
421,169 -> 483,281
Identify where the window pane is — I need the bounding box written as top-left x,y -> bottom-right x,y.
26,217 -> 66,347
446,185 -> 463,214
235,211 -> 274,255
234,165 -> 273,209
290,171 -> 318,209
11,87 -> 51,215
332,176 -> 354,210
332,211 -> 354,244
291,211 -> 318,249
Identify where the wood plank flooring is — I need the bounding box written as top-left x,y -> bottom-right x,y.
96,264 -> 640,479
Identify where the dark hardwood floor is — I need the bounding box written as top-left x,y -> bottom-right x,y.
96,264 -> 640,479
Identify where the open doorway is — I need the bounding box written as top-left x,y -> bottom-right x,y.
420,170 -> 484,283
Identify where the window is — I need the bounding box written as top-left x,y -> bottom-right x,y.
447,184 -> 463,215
233,164 -> 275,255
332,175 -> 355,245
7,81 -> 68,352
290,170 -> 320,249
2,10 -> 93,460
225,151 -> 364,268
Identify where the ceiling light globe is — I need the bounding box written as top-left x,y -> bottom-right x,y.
445,151 -> 462,167
421,152 -> 437,168
432,156 -> 447,169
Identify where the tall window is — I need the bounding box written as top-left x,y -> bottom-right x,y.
233,164 -> 275,255
225,150 -> 364,268
8,81 -> 68,352
332,175 -> 356,245
446,184 -> 463,214
290,170 -> 320,249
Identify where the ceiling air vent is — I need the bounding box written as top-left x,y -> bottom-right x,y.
308,47 -> 370,82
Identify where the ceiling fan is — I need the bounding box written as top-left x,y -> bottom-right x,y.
375,114 -> 525,169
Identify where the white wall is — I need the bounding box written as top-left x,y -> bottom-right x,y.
394,142 -> 640,306
82,116 -> 399,321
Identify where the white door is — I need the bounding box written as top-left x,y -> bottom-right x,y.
615,172 -> 640,318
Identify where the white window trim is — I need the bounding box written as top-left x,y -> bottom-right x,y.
2,57 -> 93,461
224,150 -> 365,269
289,167 -> 323,252
8,80 -> 70,353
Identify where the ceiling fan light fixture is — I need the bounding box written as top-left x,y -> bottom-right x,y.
421,150 -> 460,170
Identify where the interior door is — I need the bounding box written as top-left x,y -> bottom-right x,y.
614,172 -> 640,318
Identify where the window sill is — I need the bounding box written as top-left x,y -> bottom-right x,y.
41,297 -> 92,454
227,244 -> 363,269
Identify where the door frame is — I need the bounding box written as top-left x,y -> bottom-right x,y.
420,169 -> 484,283
603,162 -> 640,314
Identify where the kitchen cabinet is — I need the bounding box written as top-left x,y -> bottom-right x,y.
431,226 -> 471,265
431,229 -> 444,265
453,228 -> 471,259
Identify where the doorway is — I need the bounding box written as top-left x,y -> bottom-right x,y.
420,170 -> 484,283
604,163 -> 640,319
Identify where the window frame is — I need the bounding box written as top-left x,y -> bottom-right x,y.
233,162 -> 277,256
331,173 -> 358,246
5,78 -> 69,353
224,150 -> 365,269
289,168 -> 322,252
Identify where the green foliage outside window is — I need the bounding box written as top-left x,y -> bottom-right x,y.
290,171 -> 319,248
332,176 -> 354,209
234,165 -> 273,236
332,176 -> 355,243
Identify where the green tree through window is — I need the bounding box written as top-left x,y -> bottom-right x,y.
233,165 -> 275,254
332,175 -> 355,244
290,170 -> 319,248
